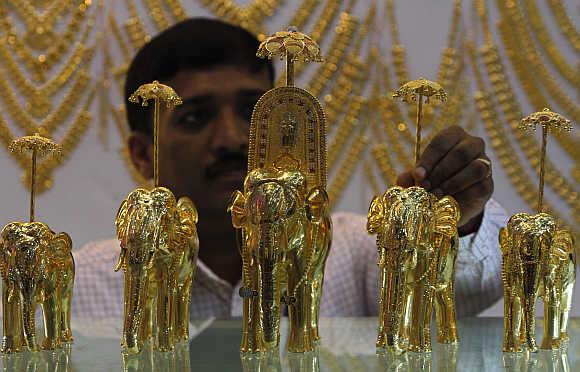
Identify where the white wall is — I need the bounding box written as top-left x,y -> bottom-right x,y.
0,0 -> 577,316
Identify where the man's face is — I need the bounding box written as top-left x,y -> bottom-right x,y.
129,66 -> 272,219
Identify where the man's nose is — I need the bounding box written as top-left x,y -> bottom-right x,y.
210,107 -> 249,152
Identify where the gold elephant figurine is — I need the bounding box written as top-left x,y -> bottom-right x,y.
499,212 -> 576,352
367,186 -> 460,354
228,167 -> 332,353
115,187 -> 199,355
0,222 -> 74,353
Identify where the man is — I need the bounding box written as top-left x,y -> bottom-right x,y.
72,18 -> 505,319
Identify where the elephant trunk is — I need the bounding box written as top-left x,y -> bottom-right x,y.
522,261 -> 540,352
20,283 -> 38,351
259,223 -> 282,347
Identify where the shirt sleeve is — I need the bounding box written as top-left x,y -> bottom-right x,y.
71,239 -> 125,320
454,198 -> 507,316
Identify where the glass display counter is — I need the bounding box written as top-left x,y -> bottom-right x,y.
0,317 -> 577,371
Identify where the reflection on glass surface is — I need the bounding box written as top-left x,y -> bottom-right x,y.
122,342 -> 190,372
0,317 -> 577,371
0,346 -> 72,371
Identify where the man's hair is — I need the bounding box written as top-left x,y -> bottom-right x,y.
124,18 -> 275,134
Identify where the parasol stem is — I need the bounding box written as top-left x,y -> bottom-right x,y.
286,56 -> 294,86
537,125 -> 547,213
414,95 -> 423,185
154,96 -> 160,188
30,148 -> 36,222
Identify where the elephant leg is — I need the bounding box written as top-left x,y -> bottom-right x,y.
59,282 -> 74,343
559,282 -> 574,342
502,290 -> 523,352
175,273 -> 193,342
408,281 -> 435,353
41,292 -> 62,350
156,265 -> 174,352
434,283 -> 458,344
377,267 -> 406,354
240,259 -> 266,353
540,290 -> 560,350
287,283 -> 314,353
1,285 -> 24,353
309,272 -> 323,342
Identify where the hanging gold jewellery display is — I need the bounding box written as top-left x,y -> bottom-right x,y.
227,28 -> 332,354
367,79 -> 460,354
1,134 -> 74,354
115,81 -> 200,355
0,0 -> 97,193
499,108 -> 576,353
471,0 -> 579,240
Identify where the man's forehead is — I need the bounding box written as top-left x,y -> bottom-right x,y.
166,65 -> 272,99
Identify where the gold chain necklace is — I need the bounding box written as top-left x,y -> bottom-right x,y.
0,39 -> 94,118
275,0 -> 345,87
0,68 -> 90,135
197,0 -> 284,35
0,86 -> 96,192
522,0 -> 579,88
472,1 -> 580,220
162,0 -> 187,22
496,0 -> 580,122
6,0 -> 70,50
0,1 -> 91,82
143,0 -> 171,31
124,0 -> 151,50
546,0 -> 580,53
478,0 -> 580,164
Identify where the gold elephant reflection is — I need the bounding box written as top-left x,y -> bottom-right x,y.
367,186 -> 460,353
0,222 -> 74,353
499,212 -> 576,352
228,167 -> 332,353
115,187 -> 199,355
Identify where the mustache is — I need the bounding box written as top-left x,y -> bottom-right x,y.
205,151 -> 248,179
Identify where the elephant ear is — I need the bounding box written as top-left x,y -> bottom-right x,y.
115,197 -> 130,244
366,196 -> 384,235
499,227 -> 510,256
227,190 -> 247,229
305,186 -> 329,222
552,229 -> 575,263
51,232 -> 74,271
177,197 -> 200,259
432,196 -> 460,238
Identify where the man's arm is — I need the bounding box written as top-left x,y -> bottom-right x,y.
454,198 -> 506,316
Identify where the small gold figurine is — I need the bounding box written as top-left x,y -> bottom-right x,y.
116,81 -> 199,355
368,79 -> 460,354
228,27 -> 331,354
500,108 -> 575,352
1,134 -> 74,354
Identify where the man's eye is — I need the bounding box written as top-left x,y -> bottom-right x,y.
176,110 -> 212,132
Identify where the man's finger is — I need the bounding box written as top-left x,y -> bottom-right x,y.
437,156 -> 491,195
415,126 -> 464,181
428,137 -> 485,188
396,171 -> 414,188
452,179 -> 494,225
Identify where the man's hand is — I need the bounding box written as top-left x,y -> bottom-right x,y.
396,126 -> 493,235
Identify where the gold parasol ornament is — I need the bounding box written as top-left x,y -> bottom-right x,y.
9,133 -> 61,222
519,108 -> 573,213
128,80 -> 182,187
257,27 -> 323,86
393,78 -> 447,167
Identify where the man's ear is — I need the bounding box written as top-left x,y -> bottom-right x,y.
128,132 -> 154,180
